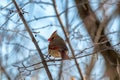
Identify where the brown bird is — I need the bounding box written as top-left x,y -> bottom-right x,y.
48,30 -> 69,60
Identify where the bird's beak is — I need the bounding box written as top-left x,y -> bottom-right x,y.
48,38 -> 51,42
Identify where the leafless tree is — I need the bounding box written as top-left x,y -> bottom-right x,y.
0,0 -> 120,80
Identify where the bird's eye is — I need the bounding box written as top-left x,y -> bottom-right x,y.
48,37 -> 55,41
51,37 -> 54,40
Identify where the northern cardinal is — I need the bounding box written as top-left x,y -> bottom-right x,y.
48,30 -> 69,60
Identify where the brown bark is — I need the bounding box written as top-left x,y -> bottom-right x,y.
75,0 -> 99,40
75,0 -> 120,80
12,0 -> 53,80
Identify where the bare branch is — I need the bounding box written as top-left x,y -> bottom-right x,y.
52,0 -> 84,79
12,0 -> 53,80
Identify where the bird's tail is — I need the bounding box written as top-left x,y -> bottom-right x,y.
61,51 -> 69,60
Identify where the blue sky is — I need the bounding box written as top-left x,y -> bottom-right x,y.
0,0 -> 120,80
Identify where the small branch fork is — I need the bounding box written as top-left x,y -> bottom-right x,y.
12,0 -> 53,80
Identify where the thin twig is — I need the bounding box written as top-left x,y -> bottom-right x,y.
58,61 -> 63,80
1,66 -> 11,80
12,0 -> 53,80
52,0 -> 84,79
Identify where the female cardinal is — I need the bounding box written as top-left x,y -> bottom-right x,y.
48,30 -> 69,60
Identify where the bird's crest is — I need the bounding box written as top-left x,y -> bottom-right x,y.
52,30 -> 57,36
48,30 -> 57,41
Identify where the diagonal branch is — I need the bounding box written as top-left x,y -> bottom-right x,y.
1,65 -> 11,80
52,0 -> 84,79
12,0 -> 53,80
75,0 -> 120,80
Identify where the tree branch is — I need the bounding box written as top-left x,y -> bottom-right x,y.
12,0 -> 53,80
52,0 -> 84,79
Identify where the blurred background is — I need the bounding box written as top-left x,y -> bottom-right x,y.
0,0 -> 120,80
